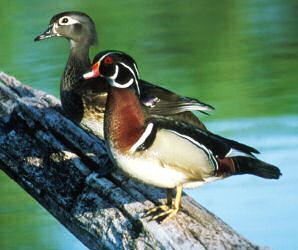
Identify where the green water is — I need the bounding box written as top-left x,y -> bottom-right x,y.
0,1 -> 297,249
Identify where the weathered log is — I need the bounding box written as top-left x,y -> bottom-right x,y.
0,72 -> 262,250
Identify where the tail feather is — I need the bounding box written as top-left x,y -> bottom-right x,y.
217,156 -> 282,179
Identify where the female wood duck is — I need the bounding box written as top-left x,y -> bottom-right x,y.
82,51 -> 282,222
34,11 -> 214,139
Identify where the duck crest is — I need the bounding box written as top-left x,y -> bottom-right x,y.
104,87 -> 145,152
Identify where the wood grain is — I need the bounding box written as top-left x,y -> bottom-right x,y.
0,72 -> 262,250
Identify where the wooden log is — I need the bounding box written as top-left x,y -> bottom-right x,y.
0,72 -> 263,250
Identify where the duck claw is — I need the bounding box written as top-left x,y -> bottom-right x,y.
143,205 -> 179,223
151,207 -> 179,222
143,205 -> 170,218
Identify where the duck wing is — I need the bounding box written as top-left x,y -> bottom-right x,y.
140,80 -> 214,115
133,116 -> 259,159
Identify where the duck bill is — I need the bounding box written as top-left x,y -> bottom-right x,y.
82,62 -> 101,80
34,24 -> 57,41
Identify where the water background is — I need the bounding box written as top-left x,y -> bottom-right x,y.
0,1 -> 297,249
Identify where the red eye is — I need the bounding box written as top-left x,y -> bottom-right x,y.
104,56 -> 113,64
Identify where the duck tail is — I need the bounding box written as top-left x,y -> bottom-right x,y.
217,156 -> 282,179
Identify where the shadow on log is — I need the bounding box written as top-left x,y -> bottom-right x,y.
0,72 -> 263,250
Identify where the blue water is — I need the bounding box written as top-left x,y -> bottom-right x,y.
0,1 -> 298,249
188,116 -> 298,249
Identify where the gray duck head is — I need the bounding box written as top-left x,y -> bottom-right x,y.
34,11 -> 97,48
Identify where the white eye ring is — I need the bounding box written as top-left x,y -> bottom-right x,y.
58,16 -> 79,26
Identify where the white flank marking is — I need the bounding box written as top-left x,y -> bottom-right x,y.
225,148 -> 253,158
130,123 -> 154,153
168,130 -> 219,170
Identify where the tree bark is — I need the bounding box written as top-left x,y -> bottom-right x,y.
0,72 -> 262,250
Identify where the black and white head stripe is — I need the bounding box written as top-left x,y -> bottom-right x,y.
118,62 -> 140,95
133,63 -> 140,78
96,51 -> 141,95
106,63 -> 140,96
110,64 -> 119,80
97,51 -> 122,62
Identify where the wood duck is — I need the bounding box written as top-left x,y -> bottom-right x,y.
34,11 -> 213,139
82,51 -> 282,222
34,11 -> 107,138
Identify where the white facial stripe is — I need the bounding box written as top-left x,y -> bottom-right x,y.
108,64 -> 137,90
58,16 -> 79,26
52,23 -> 61,35
167,130 -> 219,170
133,63 -> 140,78
130,123 -> 154,153
99,52 -> 114,62
98,51 -> 124,63
134,78 -> 141,96
110,78 -> 134,89
119,62 -> 140,95
110,65 -> 119,80
120,62 -> 137,80
97,52 -> 140,93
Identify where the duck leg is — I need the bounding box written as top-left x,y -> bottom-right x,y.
166,188 -> 173,206
144,185 -> 183,222
143,189 -> 173,218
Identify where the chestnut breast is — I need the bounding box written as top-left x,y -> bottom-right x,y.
104,88 -> 146,153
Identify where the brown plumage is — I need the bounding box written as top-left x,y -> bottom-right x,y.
82,50 -> 281,222
104,88 -> 145,152
35,13 -> 213,140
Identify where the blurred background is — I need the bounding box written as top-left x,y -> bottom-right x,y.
0,0 -> 297,249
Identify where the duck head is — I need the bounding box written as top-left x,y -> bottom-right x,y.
34,11 -> 97,48
83,51 -> 141,95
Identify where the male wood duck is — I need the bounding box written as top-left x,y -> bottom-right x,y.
34,11 -> 214,139
82,51 -> 282,222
